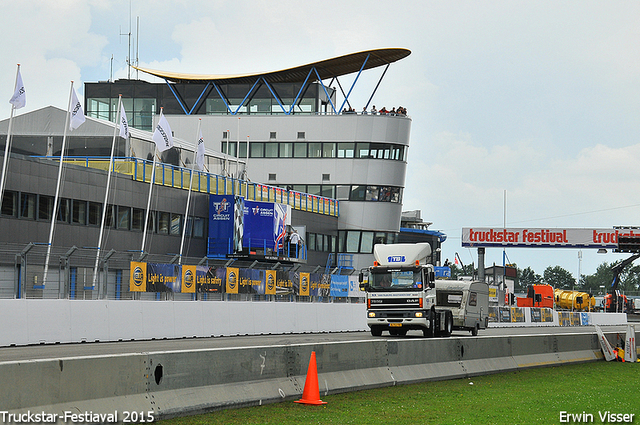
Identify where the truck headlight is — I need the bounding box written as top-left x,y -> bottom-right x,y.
368,312 -> 376,318
415,312 -> 423,318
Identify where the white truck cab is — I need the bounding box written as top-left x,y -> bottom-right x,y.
360,243 -> 488,337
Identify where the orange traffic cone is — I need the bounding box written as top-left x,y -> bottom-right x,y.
294,351 -> 327,405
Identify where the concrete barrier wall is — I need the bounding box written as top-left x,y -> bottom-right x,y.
0,300 -> 628,348
3,331 -> 627,421
0,299 -> 368,347
488,307 -> 627,328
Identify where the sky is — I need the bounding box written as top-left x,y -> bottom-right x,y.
2,0 -> 640,279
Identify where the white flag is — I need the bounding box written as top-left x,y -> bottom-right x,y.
69,88 -> 85,130
119,103 -> 130,139
9,68 -> 26,109
196,129 -> 205,171
152,111 -> 173,152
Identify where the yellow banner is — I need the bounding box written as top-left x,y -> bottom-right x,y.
226,267 -> 239,294
182,265 -> 196,293
130,262 -> 147,292
265,270 -> 276,295
299,272 -> 310,296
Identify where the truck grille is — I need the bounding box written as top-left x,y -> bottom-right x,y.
369,298 -> 420,309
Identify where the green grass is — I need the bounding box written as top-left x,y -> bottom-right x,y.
159,361 -> 639,425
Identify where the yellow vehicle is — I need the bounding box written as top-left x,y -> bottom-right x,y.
553,289 -> 595,311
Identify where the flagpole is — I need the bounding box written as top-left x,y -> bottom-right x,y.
141,109 -> 163,257
92,95 -> 122,287
236,117 -> 240,179
43,81 -> 74,287
0,64 -> 22,211
179,119 -> 202,265
225,129 -> 229,176
141,150 -> 157,257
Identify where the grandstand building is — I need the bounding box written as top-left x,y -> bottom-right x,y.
0,48 -> 444,299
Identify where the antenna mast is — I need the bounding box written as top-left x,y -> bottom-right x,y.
136,16 -> 140,79
119,0 -> 132,79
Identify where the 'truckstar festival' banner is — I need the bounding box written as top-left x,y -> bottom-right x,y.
461,227 -> 639,249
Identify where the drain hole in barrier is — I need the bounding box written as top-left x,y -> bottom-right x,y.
154,364 -> 163,385
460,346 -> 464,358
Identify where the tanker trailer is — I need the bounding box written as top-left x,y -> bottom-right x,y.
554,289 -> 595,311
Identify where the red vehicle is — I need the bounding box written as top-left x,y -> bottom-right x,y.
516,284 -> 554,309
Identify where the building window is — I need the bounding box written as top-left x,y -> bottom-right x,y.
72,200 -> 87,225
105,204 -> 115,228
337,143 -> 355,158
355,143 -> 370,158
293,143 -> 307,158
335,185 -> 350,200
349,185 -> 367,201
264,142 -> 278,158
193,217 -> 205,238
346,231 -> 360,253
360,231 -> 374,254
223,141 -> 237,157
158,212 -> 170,234
366,186 -> 379,201
297,132 -> 305,139
250,142 -> 264,158
1,190 -> 17,217
170,214 -> 181,236
320,185 -> 335,198
322,142 -> 336,158
117,206 -> 130,230
308,142 -> 322,158
280,142 -> 293,158
307,185 -> 321,196
238,141 -> 247,158
88,202 -> 101,226
38,195 -> 54,221
322,174 -> 330,181
268,173 -> 277,181
146,211 -> 156,233
57,198 -> 70,223
132,208 -> 144,231
270,132 -> 277,139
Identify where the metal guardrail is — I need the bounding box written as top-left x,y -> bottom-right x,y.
35,156 -> 339,217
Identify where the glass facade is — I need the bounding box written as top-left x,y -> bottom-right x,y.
230,141 -> 406,162
85,80 -> 333,131
0,190 -> 205,238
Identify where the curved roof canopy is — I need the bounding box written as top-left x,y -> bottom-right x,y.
133,48 -> 411,85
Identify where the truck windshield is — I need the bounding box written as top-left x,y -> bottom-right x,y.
370,270 -> 422,290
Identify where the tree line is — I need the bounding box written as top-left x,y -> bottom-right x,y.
447,261 -> 640,295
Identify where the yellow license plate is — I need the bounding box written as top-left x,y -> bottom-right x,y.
389,323 -> 402,327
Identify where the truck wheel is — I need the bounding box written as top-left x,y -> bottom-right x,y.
442,311 -> 453,337
371,326 -> 383,337
471,324 -> 479,336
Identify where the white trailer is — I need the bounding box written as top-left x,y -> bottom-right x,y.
435,280 -> 489,336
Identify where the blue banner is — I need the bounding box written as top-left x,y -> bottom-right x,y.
330,275 -> 349,298
435,266 -> 451,278
244,200 -> 276,251
208,195 -> 235,257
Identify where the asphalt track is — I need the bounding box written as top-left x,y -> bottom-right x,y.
0,324 -> 633,363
